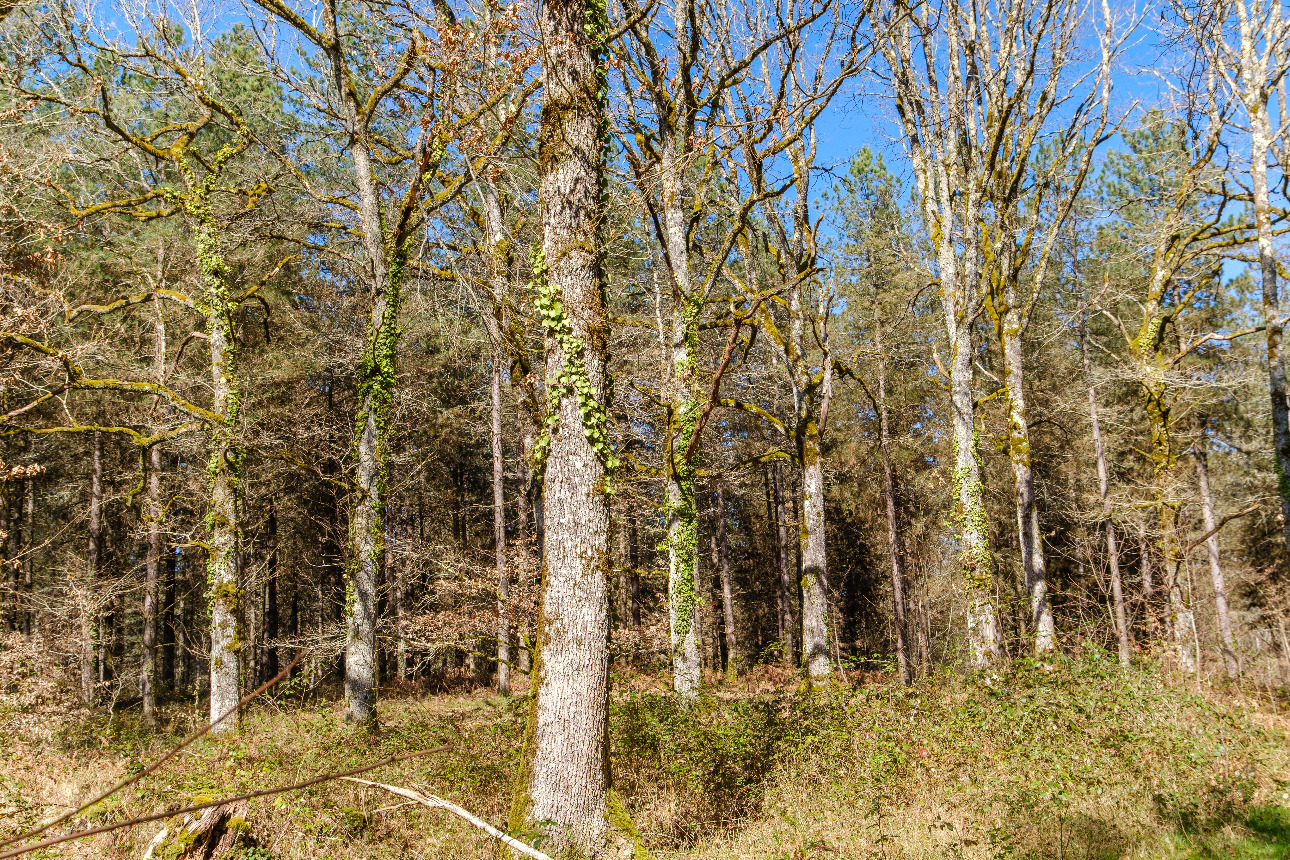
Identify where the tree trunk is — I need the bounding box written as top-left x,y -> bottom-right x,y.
512,0 -> 620,849
1000,310 -> 1054,655
162,552 -> 176,690
628,513 -> 641,628
83,429 -> 102,704
143,440 -> 162,724
1083,321 -> 1131,665
799,429 -> 832,682
264,508 -> 280,681
202,215 -> 243,735
1166,516 -> 1197,673
875,334 -> 912,685
715,484 -> 737,679
773,463 -> 797,666
1194,443 -> 1239,679
492,350 -> 511,696
1250,106 -> 1290,571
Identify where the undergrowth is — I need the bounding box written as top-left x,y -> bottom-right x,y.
0,639 -> 1287,858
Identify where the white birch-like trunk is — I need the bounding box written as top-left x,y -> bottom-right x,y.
799,431 -> 832,682
1194,445 -> 1239,678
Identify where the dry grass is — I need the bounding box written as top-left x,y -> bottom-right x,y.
1,634 -> 1288,859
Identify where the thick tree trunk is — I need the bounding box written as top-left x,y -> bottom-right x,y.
512,0 -> 620,850
1165,520 -> 1197,673
799,430 -> 832,682
142,441 -> 162,724
666,469 -> 702,700
1083,323 -> 1131,665
1194,444 -> 1239,679
715,484 -> 737,678
876,339 -> 912,685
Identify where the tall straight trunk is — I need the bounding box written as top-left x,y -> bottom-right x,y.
512,0 -> 619,850
714,484 -> 737,678
477,171 -> 512,696
83,429 -> 102,704
492,351 -> 511,696
264,508 -> 280,681
1166,516 -> 1196,673
1083,323 -> 1131,665
628,513 -> 641,627
765,468 -> 786,652
517,421 -> 538,671
18,473 -> 33,634
658,127 -> 704,703
1194,444 -> 1239,678
321,0 -> 409,726
142,299 -> 166,722
999,309 -> 1054,654
142,441 -> 162,724
162,553 -> 176,690
773,464 -> 797,665
875,331 -> 912,684
1140,526 -> 1156,636
1249,88 -> 1290,572
200,212 -> 243,734
941,225 -> 999,665
799,428 -> 832,681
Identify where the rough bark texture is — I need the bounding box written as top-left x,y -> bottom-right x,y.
200,213 -> 242,735
512,0 -> 620,850
1195,444 -> 1239,678
799,432 -> 832,681
1083,324 -> 1131,665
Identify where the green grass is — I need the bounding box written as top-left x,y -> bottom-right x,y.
2,645 -> 1289,858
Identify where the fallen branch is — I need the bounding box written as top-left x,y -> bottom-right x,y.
0,650 -> 304,852
341,777 -> 554,860
0,747 -> 448,860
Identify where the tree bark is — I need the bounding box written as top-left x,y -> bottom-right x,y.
143,440 -> 162,724
1083,321 -> 1131,665
715,484 -> 737,679
773,463 -> 797,666
875,327 -> 912,684
799,429 -> 832,681
83,429 -> 102,704
492,350 -> 511,696
512,0 -> 620,850
1194,443 -> 1239,678
265,507 -> 280,681
202,214 -> 243,735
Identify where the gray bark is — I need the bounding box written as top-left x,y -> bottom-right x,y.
513,0 -> 618,850
800,435 -> 832,681
773,464 -> 797,665
1194,443 -> 1239,678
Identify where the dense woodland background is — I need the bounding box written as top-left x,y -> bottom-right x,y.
2,0 -> 1290,782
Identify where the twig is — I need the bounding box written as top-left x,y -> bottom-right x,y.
0,651 -> 304,851
341,778 -> 554,860
0,747 -> 447,860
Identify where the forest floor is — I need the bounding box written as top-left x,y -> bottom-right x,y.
2,636 -> 1290,859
